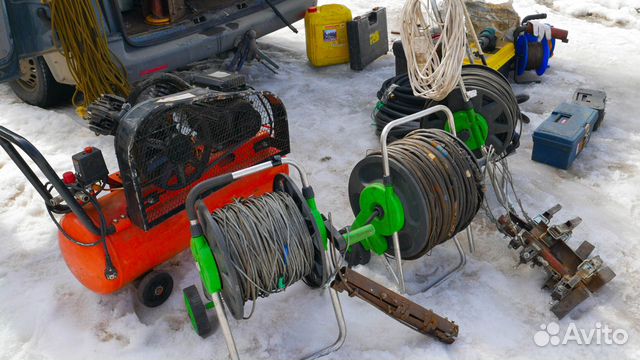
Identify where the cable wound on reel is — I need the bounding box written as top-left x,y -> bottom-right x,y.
515,34 -> 553,77
212,192 -> 315,303
198,174 -> 326,320
349,129 -> 484,259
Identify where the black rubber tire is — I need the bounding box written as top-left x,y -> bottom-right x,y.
9,56 -> 74,108
136,270 -> 174,308
183,285 -> 213,338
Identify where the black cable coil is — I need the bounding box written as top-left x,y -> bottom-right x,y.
351,129 -> 484,259
374,66 -> 522,157
387,129 -> 483,253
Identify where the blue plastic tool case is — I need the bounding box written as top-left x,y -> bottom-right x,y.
532,102 -> 599,169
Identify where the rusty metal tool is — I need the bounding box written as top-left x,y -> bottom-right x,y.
497,204 -> 615,319
331,267 -> 459,344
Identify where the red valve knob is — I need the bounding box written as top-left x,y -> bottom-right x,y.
307,6 -> 318,13
84,147 -> 94,154
62,171 -> 77,185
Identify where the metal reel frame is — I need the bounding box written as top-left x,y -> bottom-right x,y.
423,66 -> 519,158
187,158 -> 347,360
349,105 -> 477,293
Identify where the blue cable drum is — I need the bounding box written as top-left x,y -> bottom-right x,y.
515,33 -> 552,76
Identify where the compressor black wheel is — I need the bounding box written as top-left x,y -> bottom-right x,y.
137,271 -> 174,307
183,285 -> 213,337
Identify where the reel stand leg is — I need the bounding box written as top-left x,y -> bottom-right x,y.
212,293 -> 240,360
380,105 -> 459,293
391,233 -> 406,293
418,236 -> 467,293
466,226 -> 476,254
302,250 -> 347,360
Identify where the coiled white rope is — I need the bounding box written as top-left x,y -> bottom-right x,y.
401,0 -> 468,101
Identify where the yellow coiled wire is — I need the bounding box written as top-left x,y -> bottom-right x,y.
49,0 -> 130,117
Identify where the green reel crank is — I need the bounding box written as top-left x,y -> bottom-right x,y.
446,109 -> 489,151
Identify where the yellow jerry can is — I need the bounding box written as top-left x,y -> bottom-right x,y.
305,4 -> 353,67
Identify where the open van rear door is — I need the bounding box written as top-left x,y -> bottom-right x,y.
0,0 -> 18,82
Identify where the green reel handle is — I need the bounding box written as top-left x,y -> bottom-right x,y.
343,224 -> 376,247
445,108 -> 489,152
190,235 -> 223,295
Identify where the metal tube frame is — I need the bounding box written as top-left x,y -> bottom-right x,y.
193,110 -> 482,356
0,126 -> 113,236
379,105 -> 476,293
200,157 -> 347,360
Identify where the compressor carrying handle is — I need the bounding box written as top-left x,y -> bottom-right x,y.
0,126 -> 110,236
186,157 -> 329,249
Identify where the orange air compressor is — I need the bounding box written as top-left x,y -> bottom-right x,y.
0,87 -> 291,307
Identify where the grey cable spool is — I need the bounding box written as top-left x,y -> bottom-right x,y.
196,174 -> 326,320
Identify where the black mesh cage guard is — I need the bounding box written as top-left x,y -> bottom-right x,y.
115,87 -> 290,230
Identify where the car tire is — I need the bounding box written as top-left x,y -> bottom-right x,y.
9,56 -> 75,108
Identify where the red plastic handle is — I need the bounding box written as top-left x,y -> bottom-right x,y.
551,28 -> 569,42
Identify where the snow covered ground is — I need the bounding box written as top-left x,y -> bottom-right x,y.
1,0 -> 639,359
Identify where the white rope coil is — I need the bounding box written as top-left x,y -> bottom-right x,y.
401,0 -> 468,101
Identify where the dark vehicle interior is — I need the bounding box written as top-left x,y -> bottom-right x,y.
119,0 -> 251,37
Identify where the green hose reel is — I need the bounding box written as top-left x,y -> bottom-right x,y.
183,175 -> 329,337
348,183 -> 405,255
446,109 -> 489,151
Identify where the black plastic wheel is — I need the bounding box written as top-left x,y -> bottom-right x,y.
344,242 -> 372,267
9,56 -> 74,108
183,285 -> 213,338
137,271 -> 174,308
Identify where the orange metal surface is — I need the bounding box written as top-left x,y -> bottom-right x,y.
59,165 -> 288,295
